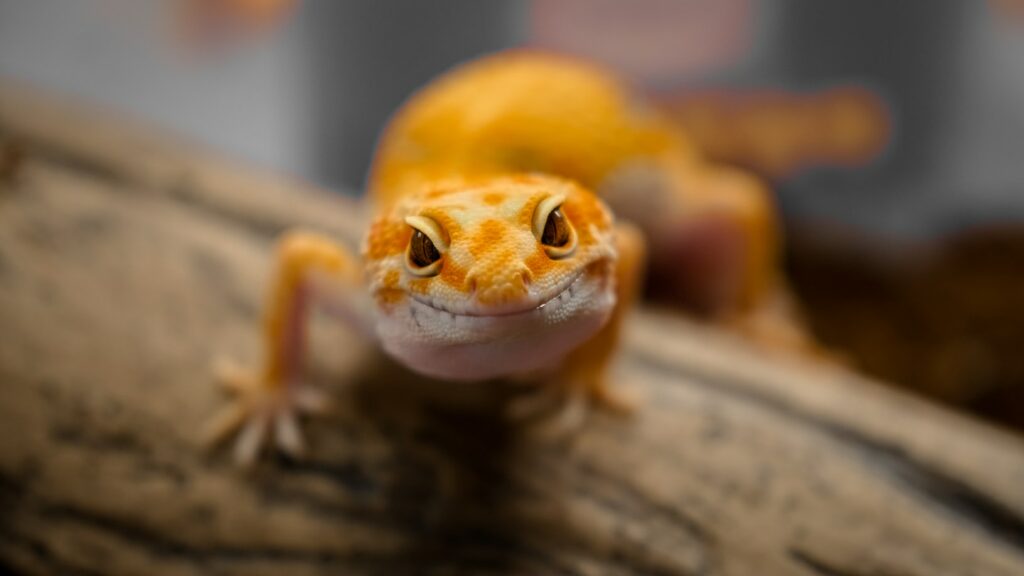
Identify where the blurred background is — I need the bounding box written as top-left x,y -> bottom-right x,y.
1,0 -> 1021,430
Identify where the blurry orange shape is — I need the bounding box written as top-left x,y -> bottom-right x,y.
177,0 -> 298,52
822,88 -> 891,166
989,0 -> 1024,21
657,87 -> 891,180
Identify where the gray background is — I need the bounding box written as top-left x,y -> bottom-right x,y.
2,0 -> 1021,239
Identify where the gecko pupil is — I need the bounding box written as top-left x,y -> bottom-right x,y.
410,230 -> 441,267
541,208 -> 570,247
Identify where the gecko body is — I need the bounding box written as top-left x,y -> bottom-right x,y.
207,51 -> 786,463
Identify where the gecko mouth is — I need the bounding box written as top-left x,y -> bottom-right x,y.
409,269 -> 587,318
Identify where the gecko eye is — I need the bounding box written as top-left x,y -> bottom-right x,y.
409,230 -> 441,267
533,195 -> 577,259
541,208 -> 571,247
405,215 -> 446,276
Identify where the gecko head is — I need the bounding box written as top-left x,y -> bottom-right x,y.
362,174 -> 619,381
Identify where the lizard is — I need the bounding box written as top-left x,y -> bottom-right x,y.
205,50 -> 798,464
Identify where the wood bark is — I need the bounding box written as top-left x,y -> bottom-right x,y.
1,83 -> 1023,576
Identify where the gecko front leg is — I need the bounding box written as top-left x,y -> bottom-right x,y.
509,222 -> 646,432
204,230 -> 363,465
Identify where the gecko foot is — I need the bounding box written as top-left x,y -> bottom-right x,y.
505,380 -> 635,437
589,382 -> 638,415
506,384 -> 587,437
202,358 -> 332,466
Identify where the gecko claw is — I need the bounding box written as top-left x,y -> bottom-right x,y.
203,357 -> 331,466
505,378 -> 637,439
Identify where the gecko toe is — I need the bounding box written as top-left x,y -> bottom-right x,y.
232,411 -> 270,466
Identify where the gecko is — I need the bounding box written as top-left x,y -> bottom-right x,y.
205,51 -> 798,464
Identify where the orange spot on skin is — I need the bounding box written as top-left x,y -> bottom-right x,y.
365,217 -> 411,260
382,269 -> 400,289
439,258 -> 468,290
525,246 -> 557,278
560,190 -> 611,247
470,219 -> 507,259
483,192 -> 505,206
375,289 -> 406,307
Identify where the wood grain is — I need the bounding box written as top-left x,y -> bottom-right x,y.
1,82 -> 1023,576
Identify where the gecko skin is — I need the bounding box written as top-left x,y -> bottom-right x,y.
206,51 -> 793,463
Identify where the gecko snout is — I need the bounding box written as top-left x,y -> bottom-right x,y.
464,265 -> 533,306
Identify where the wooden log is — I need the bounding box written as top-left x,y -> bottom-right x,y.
1,82 -> 1022,576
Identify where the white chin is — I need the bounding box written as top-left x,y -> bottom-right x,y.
375,278 -> 615,381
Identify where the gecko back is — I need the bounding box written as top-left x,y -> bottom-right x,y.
368,50 -> 696,208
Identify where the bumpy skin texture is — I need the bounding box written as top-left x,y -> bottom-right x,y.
207,51 -> 792,464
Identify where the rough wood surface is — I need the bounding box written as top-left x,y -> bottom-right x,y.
1,83 -> 1023,576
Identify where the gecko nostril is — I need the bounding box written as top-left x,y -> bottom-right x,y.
467,277 -> 477,295
519,269 -> 532,288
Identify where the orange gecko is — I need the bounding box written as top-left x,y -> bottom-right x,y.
206,51 -> 800,463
